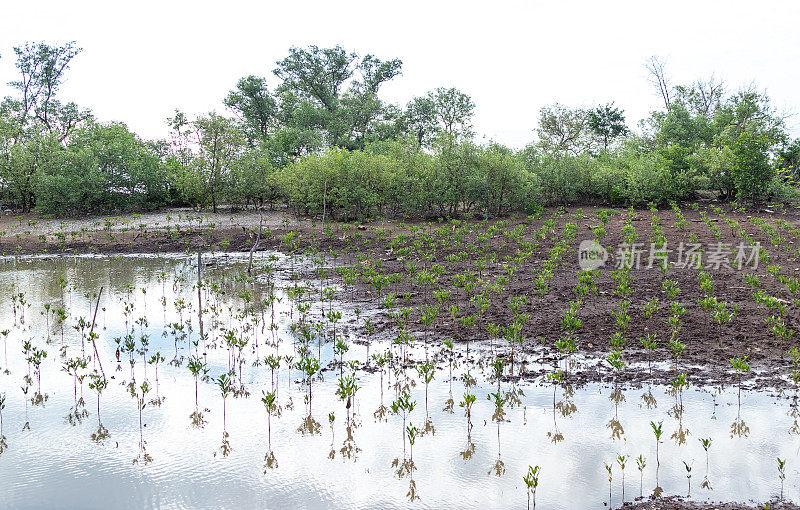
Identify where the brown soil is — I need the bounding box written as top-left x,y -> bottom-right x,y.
3,203 -> 799,390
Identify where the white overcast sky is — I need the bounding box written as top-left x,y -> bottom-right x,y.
1,0 -> 798,148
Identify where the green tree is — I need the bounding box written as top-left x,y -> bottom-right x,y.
5,41 -> 91,141
536,103 -> 589,156
272,45 -> 402,150
401,96 -> 438,147
729,130 -> 774,203
224,75 -> 277,145
430,87 -> 475,140
587,102 -> 628,151
169,111 -> 244,212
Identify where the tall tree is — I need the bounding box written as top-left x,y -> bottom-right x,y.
271,45 -> 402,150
430,87 -> 474,140
224,75 -> 277,144
168,111 -> 244,212
587,102 -> 628,151
402,96 -> 438,147
536,103 -> 589,156
5,41 -> 91,141
674,76 -> 725,119
645,56 -> 671,110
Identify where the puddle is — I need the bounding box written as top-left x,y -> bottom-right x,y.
0,253 -> 795,509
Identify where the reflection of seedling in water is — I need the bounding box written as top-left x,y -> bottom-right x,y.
522,465 -> 540,510
778,457 -> 787,500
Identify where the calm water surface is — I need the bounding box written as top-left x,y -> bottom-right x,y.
0,253 -> 795,509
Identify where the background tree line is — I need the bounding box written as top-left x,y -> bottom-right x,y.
0,42 -> 797,217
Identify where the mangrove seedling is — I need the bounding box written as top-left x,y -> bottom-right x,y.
187,355 -> 208,409
0,391 -> 5,437
1,329 -> 9,373
730,356 -> 751,399
88,374 -> 108,427
416,362 -> 435,418
651,421 -> 663,466
639,334 -> 658,375
523,465 -> 541,510
297,357 -> 320,410
261,390 -> 277,448
617,454 -> 629,503
636,455 -> 646,499
391,391 -> 416,456
130,381 -> 150,448
406,423 -> 419,463
217,373 -> 233,430
459,391 -> 477,431
699,437 -> 712,470
148,352 -> 165,398
778,457 -> 786,500
683,461 -> 692,496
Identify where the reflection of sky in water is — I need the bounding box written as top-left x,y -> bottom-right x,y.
0,254 -> 796,509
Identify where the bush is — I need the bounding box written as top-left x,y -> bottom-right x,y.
35,149 -> 110,215
526,151 -> 595,205
729,131 -> 774,203
279,148 -> 389,220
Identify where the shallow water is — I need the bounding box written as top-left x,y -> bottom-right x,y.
0,253 -> 796,509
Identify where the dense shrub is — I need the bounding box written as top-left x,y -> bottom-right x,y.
729,131 -> 774,202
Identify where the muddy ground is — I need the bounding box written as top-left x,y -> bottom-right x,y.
2,203 -> 799,391
624,496 -> 798,509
